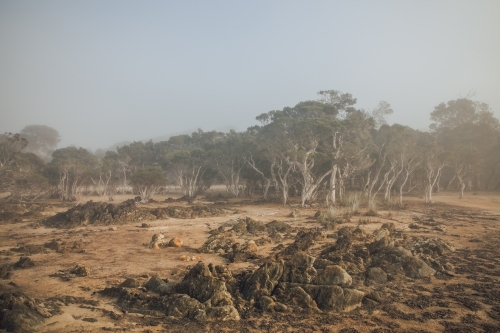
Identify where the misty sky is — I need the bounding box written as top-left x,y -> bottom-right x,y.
1,1 -> 499,151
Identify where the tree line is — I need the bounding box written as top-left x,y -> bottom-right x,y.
1,90 -> 499,205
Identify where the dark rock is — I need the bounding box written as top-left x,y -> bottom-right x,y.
119,278 -> 140,288
403,257 -> 435,278
13,256 -> 34,269
144,275 -> 172,295
313,258 -> 335,270
245,218 -> 266,235
230,220 -> 248,234
277,283 -> 364,312
368,232 -> 394,254
281,230 -> 324,256
10,244 -> 47,255
265,220 -> 293,233
175,262 -> 232,304
242,260 -> 284,300
199,233 -> 236,254
313,265 -> 352,287
70,265 -> 91,277
227,241 -> 259,263
0,291 -> 45,332
165,294 -> 205,319
281,252 -> 317,284
0,264 -> 12,279
205,305 -> 240,321
334,235 -> 353,252
337,227 -> 353,238
365,267 -> 387,285
289,209 -> 300,218
274,284 -> 320,313
380,222 -> 395,234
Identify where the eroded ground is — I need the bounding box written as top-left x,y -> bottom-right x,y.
0,192 -> 499,333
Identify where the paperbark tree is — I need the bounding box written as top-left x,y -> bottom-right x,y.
48,147 -> 97,201
212,131 -> 247,197
130,166 -> 165,202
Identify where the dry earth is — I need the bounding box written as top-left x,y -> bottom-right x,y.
0,191 -> 499,333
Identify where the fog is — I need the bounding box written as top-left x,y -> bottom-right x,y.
1,0 -> 499,150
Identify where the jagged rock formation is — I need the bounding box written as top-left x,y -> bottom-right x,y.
43,200 -> 229,228
100,222 -> 456,323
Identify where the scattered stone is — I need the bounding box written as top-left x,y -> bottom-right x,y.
150,233 -> 164,249
281,230 -> 324,256
144,275 -> 172,295
178,255 -> 201,262
380,222 -> 395,234
289,209 -> 300,218
199,233 -> 236,254
13,256 -> 34,269
168,237 -> 183,247
10,244 -> 47,255
44,239 -> 84,253
403,257 -> 435,278
368,229 -> 394,254
119,278 -> 140,288
70,265 -> 91,277
82,317 -> 97,322
274,284 -> 320,313
0,264 -> 13,279
227,240 -> 259,262
265,220 -> 293,233
365,267 -> 387,285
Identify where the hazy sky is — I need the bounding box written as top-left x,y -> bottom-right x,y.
1,1 -> 499,150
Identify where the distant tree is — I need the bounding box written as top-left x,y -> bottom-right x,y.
430,98 -> 498,131
47,147 -> 97,201
0,133 -> 49,201
370,101 -> 394,129
129,166 -> 165,201
9,152 -> 49,201
421,141 -> 448,203
212,130 -> 248,197
163,131 -> 221,199
20,125 -> 60,161
116,140 -> 158,172
430,98 -> 500,192
91,151 -> 123,200
0,133 -> 28,190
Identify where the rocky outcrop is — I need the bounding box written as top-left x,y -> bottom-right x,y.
199,232 -> 237,254
226,240 -> 259,262
281,252 -> 317,284
0,291 -> 46,332
43,201 -> 229,228
242,260 -> 285,300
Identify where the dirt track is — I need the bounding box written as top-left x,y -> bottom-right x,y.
1,192 -> 499,332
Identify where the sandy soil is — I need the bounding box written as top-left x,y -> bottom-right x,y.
0,191 -> 499,332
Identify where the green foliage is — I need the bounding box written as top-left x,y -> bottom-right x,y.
130,166 -> 165,187
0,133 -> 49,200
47,147 -> 98,201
